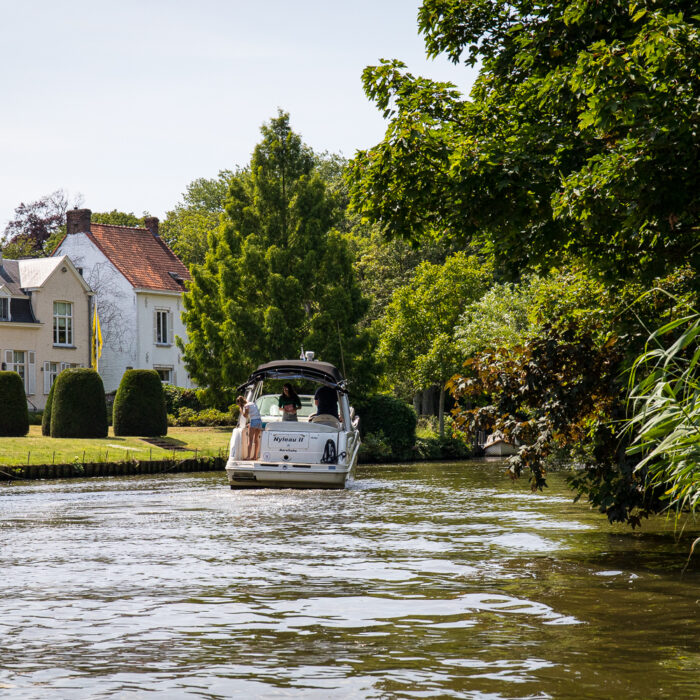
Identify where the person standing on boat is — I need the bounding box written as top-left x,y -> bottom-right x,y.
314,385 -> 339,419
278,383 -> 302,422
236,396 -> 263,459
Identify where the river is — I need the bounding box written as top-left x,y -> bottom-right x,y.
1,461 -> 698,699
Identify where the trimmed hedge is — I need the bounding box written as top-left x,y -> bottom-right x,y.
0,371 -> 29,437
42,379 -> 56,436
51,368 -> 108,438
354,394 -> 417,459
113,369 -> 167,436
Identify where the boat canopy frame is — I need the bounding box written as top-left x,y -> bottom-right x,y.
236,360 -> 348,394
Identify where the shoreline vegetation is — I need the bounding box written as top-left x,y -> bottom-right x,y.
0,424 -> 473,481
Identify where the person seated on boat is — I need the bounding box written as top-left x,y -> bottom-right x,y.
278,383 -> 302,422
310,385 -> 341,428
236,396 -> 263,459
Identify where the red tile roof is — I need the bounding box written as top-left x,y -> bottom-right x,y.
87,224 -> 191,292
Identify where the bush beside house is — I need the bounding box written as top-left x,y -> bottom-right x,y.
113,370 -> 167,437
41,380 -> 56,436
50,368 -> 108,438
0,371 -> 29,437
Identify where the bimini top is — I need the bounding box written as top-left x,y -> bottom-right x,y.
237,360 -> 347,392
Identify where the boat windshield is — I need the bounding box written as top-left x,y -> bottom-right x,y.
255,394 -> 316,420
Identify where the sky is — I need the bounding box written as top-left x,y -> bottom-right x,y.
0,1 -> 477,233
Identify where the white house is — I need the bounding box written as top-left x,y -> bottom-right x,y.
54,209 -> 194,393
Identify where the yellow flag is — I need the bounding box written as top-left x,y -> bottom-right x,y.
91,303 -> 103,370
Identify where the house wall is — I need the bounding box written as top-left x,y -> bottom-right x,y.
55,233 -> 193,392
0,265 -> 90,409
55,233 -> 137,393
135,291 -> 193,387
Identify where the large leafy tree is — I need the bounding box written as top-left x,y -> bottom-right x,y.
348,0 -> 700,283
2,190 -> 79,257
161,171 -> 235,267
379,251 -> 492,433
180,112 -> 375,406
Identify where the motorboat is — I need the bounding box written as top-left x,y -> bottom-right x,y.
483,432 -> 518,457
225,354 -> 361,489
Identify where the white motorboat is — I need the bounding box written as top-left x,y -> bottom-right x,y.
225,356 -> 361,489
483,432 -> 518,457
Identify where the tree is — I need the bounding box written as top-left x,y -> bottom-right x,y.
180,111 -> 376,406
348,1 -> 700,283
161,171 -> 235,267
379,251 -> 491,433
1,190 -> 81,257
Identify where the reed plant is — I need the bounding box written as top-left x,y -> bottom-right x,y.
625,310 -> 700,520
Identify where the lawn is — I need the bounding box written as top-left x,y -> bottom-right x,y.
0,425 -> 232,467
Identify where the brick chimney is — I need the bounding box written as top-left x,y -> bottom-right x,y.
66,208 -> 92,235
144,216 -> 160,239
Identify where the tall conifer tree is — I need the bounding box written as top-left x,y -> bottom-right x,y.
180,112 -> 374,405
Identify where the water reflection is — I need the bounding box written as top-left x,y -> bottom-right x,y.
0,461 -> 698,699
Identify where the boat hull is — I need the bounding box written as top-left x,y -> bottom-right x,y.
226,462 -> 352,489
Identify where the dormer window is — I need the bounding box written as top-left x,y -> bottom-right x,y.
0,297 -> 8,321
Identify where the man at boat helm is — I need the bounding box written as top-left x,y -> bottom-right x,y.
314,385 -> 339,419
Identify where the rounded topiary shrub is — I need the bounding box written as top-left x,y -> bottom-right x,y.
41,378 -> 57,436
113,369 -> 167,437
0,371 -> 29,437
50,368 -> 108,438
355,394 -> 417,458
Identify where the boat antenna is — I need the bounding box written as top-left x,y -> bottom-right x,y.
337,321 -> 347,378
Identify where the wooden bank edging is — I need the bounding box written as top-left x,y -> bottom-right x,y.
0,456 -> 227,482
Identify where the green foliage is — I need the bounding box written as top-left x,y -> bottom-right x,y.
180,111 -> 377,404
50,368 -> 108,439
455,280 -> 535,358
163,384 -> 203,415
624,308 -> 700,517
355,394 -> 417,458
113,370 -> 167,437
161,170 -> 234,267
349,1 -> 700,283
28,411 -> 43,426
380,251 -> 492,392
92,210 -> 145,227
0,371 -> 29,437
169,406 -> 239,427
345,223 -> 459,328
42,379 -> 56,436
358,431 -> 394,463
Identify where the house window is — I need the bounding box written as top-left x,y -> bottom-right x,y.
53,301 -> 73,346
155,309 -> 172,345
13,351 -> 26,384
48,362 -> 59,390
154,366 -> 173,383
5,350 -> 35,394
0,297 -> 8,321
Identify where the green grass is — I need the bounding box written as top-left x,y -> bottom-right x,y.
0,425 -> 232,466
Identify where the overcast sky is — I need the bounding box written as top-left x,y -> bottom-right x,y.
1,1 -> 477,232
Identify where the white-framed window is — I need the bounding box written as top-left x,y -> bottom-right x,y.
53,301 -> 73,346
43,361 -> 81,394
4,349 -> 35,395
154,366 -> 174,383
0,297 -> 9,321
154,309 -> 173,345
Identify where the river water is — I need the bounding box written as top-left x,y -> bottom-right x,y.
1,461 -> 698,699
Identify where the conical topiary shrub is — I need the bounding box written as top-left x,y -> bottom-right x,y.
113,369 -> 167,437
0,371 -> 29,437
41,377 -> 57,436
50,368 -> 108,438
